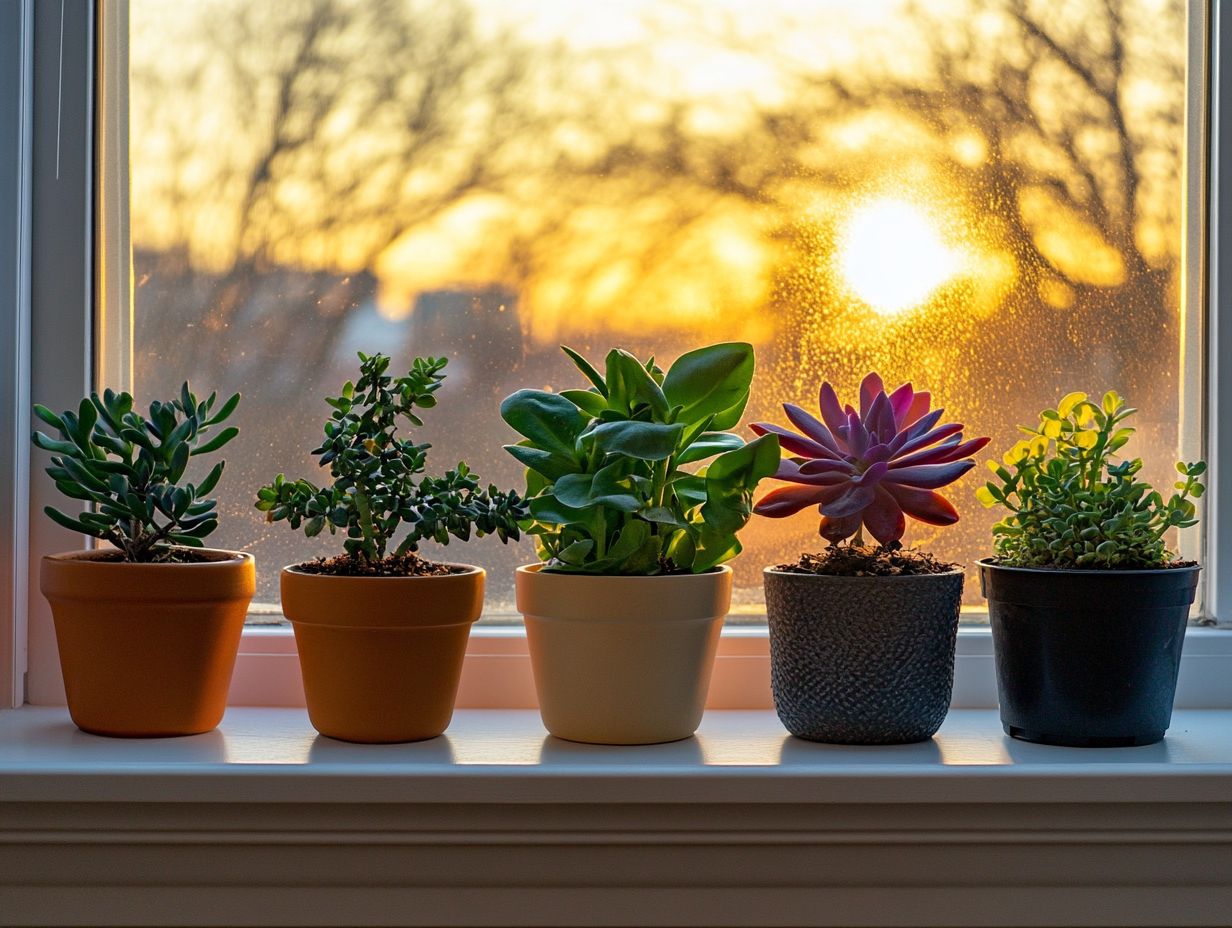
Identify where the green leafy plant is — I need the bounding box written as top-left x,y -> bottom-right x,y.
256,353 -> 526,567
32,385 -> 241,562
977,390 -> 1205,568
500,342 -> 780,574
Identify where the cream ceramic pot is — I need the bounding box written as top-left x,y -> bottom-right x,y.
516,564 -> 732,745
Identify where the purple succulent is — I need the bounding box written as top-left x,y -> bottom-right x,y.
751,373 -> 989,546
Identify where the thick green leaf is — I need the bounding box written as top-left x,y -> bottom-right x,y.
44,506 -> 104,538
560,346 -> 608,397
670,473 -> 708,506
32,432 -> 80,456
560,389 -> 609,419
553,473 -> 597,509
505,442 -> 578,481
591,462 -> 651,510
195,461 -> 225,497
664,528 -> 696,570
693,531 -> 742,572
676,431 -> 745,465
32,405 -> 66,431
591,420 -> 682,461
58,454 -> 110,492
604,520 -> 658,572
555,538 -> 595,565
192,426 -> 238,456
700,434 -> 780,535
705,433 -> 780,487
164,417 -> 196,454
76,399 -> 97,444
120,427 -> 155,452
500,389 -> 588,457
529,493 -> 590,527
556,463 -> 645,512
53,480 -> 99,503
205,392 -> 241,426
662,342 -> 754,429
606,349 -> 669,418
639,506 -> 686,528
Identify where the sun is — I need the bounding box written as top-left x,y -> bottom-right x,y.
837,199 -> 964,316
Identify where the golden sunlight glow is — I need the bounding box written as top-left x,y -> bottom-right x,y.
837,199 -> 963,316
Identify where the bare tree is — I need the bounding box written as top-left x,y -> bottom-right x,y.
133,0 -> 541,387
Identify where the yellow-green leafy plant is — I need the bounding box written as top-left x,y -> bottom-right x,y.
978,390 -> 1204,568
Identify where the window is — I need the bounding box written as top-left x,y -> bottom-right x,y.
113,0 -> 1200,622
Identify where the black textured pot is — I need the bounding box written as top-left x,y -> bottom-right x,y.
763,568 -> 964,744
979,559 -> 1201,748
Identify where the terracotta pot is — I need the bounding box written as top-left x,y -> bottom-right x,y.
281,565 -> 483,743
40,549 -> 255,737
763,568 -> 964,744
516,564 -> 731,745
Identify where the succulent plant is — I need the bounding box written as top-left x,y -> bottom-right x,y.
751,372 -> 988,546
501,342 -> 780,574
32,385 -> 241,562
256,353 -> 527,565
978,390 -> 1204,568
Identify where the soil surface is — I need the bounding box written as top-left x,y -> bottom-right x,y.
986,557 -> 1199,571
293,553 -> 465,577
776,544 -> 958,577
88,548 -> 224,564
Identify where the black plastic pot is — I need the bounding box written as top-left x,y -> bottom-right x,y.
763,568 -> 964,744
979,559 -> 1200,747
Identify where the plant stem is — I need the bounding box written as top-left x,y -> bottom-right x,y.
652,458 -> 669,508
355,487 -> 378,562
593,508 -> 607,558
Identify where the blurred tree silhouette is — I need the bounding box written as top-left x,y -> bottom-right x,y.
133,0 -> 541,384
133,0 -> 1187,377
127,0 -> 1190,604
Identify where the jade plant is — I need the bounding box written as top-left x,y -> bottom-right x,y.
977,390 -> 1204,568
256,353 -> 526,571
500,342 -> 780,574
32,385 -> 241,562
752,373 -> 989,547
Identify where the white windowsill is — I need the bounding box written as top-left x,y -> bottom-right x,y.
2,707 -> 1230,927
1,705 -> 1231,802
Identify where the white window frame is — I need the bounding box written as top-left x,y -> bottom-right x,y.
1,0 -> 1229,711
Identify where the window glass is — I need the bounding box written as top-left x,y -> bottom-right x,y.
125,0 -> 1193,620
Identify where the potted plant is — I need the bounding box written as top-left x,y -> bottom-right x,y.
501,342 -> 779,744
753,373 -> 988,744
34,385 -> 252,737
977,390 -> 1204,747
257,353 -> 526,743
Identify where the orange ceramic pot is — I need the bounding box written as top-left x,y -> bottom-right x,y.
40,549 -> 255,737
281,565 -> 483,743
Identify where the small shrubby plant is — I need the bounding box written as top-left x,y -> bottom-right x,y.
32,385 -> 241,562
256,353 -> 526,573
978,390 -> 1204,568
753,372 -> 988,549
500,342 -> 780,574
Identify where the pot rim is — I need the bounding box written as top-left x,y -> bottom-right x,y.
516,563 -> 731,580
44,547 -> 252,567
283,562 -> 483,579
762,565 -> 964,579
976,556 -> 1201,577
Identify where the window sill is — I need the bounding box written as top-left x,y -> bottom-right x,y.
2,707 -> 1230,926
